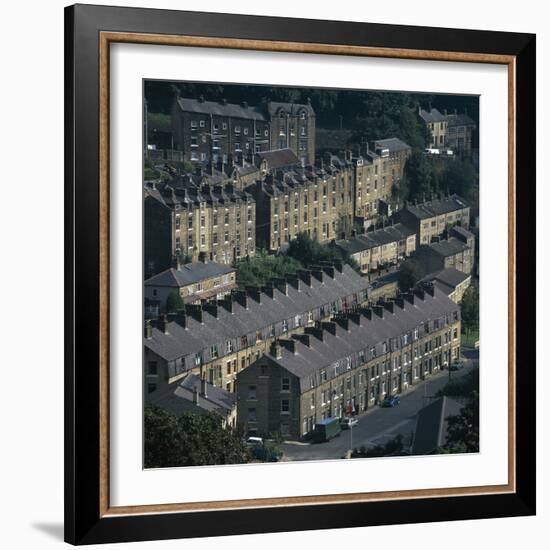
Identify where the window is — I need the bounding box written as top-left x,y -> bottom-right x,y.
224,212 -> 229,225
187,235 -> 193,248
248,408 -> 257,422
453,328 -> 458,340
281,377 -> 290,391
282,319 -> 288,333
234,125 -> 241,134
199,120 -> 205,128
226,340 -> 234,353
310,393 -> 315,409
248,386 -> 257,400
210,345 -> 218,359
224,231 -> 229,243
281,399 -> 290,413
147,361 -> 157,375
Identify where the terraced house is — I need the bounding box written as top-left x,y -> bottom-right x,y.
143,263 -> 369,399
171,94 -> 316,167
144,179 -> 256,276
236,284 -> 461,439
399,194 -> 470,246
334,222 -> 416,274
250,161 -> 354,251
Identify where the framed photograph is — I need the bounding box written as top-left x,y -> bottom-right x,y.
65,4 -> 536,545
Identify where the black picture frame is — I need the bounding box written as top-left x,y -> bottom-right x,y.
65,3 -> 536,545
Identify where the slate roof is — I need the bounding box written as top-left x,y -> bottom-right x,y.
402,194 -> 469,220
451,225 -> 474,242
144,264 -> 369,363
256,149 -> 301,169
411,396 -> 464,455
419,108 -> 447,123
255,286 -> 460,392
420,268 -> 471,296
146,180 -> 255,210
374,138 -> 412,153
149,373 -> 236,417
176,97 -> 266,121
334,224 -> 415,255
426,237 -> 469,257
145,262 -> 235,288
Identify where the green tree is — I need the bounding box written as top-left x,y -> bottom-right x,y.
144,406 -> 250,468
166,291 -> 184,313
443,159 -> 479,208
397,259 -> 424,292
401,151 -> 436,201
235,250 -> 301,289
441,393 -> 479,453
460,285 -> 479,332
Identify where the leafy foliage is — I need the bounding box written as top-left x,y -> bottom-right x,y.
351,434 -> 405,458
397,259 -> 424,292
144,406 -> 250,468
460,285 -> 479,332
436,367 -> 479,399
440,392 -> 479,453
166,291 -> 184,313
235,250 -> 302,289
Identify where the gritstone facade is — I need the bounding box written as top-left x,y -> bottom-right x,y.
144,263 -> 369,398
236,284 -> 461,439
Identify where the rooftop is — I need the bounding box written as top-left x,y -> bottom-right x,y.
334,223 -> 415,255
425,237 -> 470,257
420,267 -> 471,296
374,137 -> 412,153
176,97 -> 266,121
419,107 -> 447,124
145,262 -> 235,288
256,149 -> 301,170
144,263 -> 369,363
247,285 -> 460,392
402,194 -> 470,220
148,373 -> 236,417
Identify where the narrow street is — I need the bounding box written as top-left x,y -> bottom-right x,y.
280,350 -> 477,461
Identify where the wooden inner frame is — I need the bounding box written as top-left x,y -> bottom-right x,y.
98,31 -> 517,518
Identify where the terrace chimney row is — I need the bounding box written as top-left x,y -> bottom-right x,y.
321,321 -> 337,335
304,326 -> 324,342
279,339 -> 297,354
293,333 -> 312,348
186,304 -> 203,323
297,269 -> 312,287
246,286 -> 262,303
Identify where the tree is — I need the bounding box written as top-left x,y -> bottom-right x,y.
443,159 -> 479,208
401,151 -> 437,201
166,291 -> 184,313
144,406 -> 250,468
460,285 -> 479,332
397,259 -> 424,292
235,250 -> 302,288
441,393 -> 479,453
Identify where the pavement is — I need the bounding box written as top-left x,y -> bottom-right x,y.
280,350 -> 478,462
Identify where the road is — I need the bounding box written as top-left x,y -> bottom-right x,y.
280,350 -> 477,461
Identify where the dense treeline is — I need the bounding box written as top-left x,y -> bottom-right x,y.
144,81 -> 478,135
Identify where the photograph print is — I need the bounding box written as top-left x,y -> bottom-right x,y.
142,80 -> 480,469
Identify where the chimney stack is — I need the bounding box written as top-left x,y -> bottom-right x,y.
233,289 -> 248,309
200,376 -> 208,398
157,314 -> 169,334
246,286 -> 262,303
274,277 -> 289,296
298,269 -> 312,287
279,339 -> 297,354
373,305 -> 385,319
144,320 -> 152,339
270,341 -> 283,359
186,304 -> 203,323
193,386 -> 200,406
305,326 -> 324,342
175,309 -> 187,328
203,301 -> 218,319
321,321 -> 337,335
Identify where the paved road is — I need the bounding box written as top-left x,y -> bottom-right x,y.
280,351 -> 477,461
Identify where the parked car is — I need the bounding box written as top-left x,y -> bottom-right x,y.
381,394 -> 400,407
340,417 -> 359,430
245,436 -> 263,447
449,361 -> 464,371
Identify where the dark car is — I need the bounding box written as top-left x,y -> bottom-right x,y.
381,394 -> 400,407
449,361 -> 464,371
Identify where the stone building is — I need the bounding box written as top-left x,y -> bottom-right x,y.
236,284 -> 461,439
336,139 -> 410,227
419,107 -> 476,155
147,373 -> 237,429
419,107 -> 448,148
249,161 -> 354,251
414,229 -> 475,275
333,222 -> 416,274
420,267 -> 472,304
171,95 -> 316,167
398,194 -> 470,246
144,180 -> 256,276
445,111 -> 476,155
144,260 -> 236,316
143,263 -> 369,398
